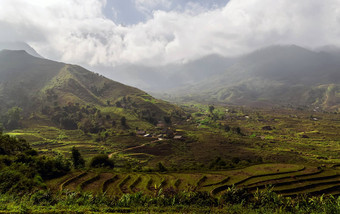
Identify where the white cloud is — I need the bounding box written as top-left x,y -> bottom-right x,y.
1,0 -> 340,67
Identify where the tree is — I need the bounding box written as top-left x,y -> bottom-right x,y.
232,157 -> 240,164
164,116 -> 172,124
224,124 -> 231,132
60,117 -> 78,130
234,127 -> 242,135
116,101 -> 122,107
71,147 -> 85,169
121,116 -> 126,127
209,105 -> 215,114
79,118 -> 101,134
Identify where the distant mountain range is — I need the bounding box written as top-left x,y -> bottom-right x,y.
1,42 -> 339,112
100,44 -> 339,111
156,45 -> 339,112
100,54 -> 234,92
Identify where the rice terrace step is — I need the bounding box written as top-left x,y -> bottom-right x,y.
48,164 -> 340,197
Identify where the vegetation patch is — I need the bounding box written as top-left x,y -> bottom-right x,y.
129,176 -> 142,191
119,175 -> 131,194
203,177 -> 230,187
59,172 -> 88,191
79,174 -> 100,191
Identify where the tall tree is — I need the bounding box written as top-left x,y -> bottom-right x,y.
4,107 -> 22,130
71,147 -> 85,169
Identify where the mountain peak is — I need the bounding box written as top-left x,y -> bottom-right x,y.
239,44 -> 315,65
0,49 -> 29,55
249,44 -> 313,57
0,41 -> 43,58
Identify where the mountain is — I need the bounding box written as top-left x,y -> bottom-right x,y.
0,50 -> 182,130
166,45 -> 340,111
0,41 -> 42,58
99,54 -> 234,92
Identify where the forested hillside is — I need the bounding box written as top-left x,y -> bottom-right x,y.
0,50 -> 183,132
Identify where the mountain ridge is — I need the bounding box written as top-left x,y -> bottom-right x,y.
0,50 -> 182,130
163,45 -> 340,111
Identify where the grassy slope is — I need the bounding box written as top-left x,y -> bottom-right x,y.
0,50 -> 181,130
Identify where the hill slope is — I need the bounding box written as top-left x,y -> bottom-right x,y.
169,45 -> 340,111
0,50 -> 182,130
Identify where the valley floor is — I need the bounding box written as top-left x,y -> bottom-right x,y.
7,105 -> 340,170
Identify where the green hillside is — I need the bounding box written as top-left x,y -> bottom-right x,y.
0,50 -> 183,131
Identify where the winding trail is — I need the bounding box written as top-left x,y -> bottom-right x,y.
108,139 -> 162,158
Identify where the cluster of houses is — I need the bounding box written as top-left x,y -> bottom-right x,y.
136,121 -> 184,141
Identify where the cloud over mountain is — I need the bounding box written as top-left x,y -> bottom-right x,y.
1,0 -> 340,67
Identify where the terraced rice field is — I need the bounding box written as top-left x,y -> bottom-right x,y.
49,164 -> 340,197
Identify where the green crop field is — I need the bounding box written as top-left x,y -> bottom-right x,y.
45,163 -> 340,199
7,104 -> 339,171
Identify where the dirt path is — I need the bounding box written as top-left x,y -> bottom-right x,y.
108,139 -> 161,158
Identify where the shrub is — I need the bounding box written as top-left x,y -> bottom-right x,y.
233,127 -> 242,135
219,186 -> 251,205
0,165 -> 41,194
176,191 -> 218,207
121,117 -> 126,127
158,162 -> 167,172
0,134 -> 30,155
224,125 -> 231,132
90,155 -> 114,168
60,117 -> 78,130
0,156 -> 12,168
30,190 -> 55,205
36,155 -> 71,179
252,186 -> 283,209
24,149 -> 38,156
209,157 -> 228,169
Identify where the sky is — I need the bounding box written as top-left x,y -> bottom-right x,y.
1,0 -> 340,67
